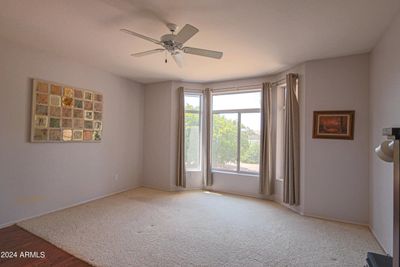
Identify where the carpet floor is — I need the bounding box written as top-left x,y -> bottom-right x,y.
18,187 -> 382,267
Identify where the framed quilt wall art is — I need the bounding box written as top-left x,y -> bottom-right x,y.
31,79 -> 103,142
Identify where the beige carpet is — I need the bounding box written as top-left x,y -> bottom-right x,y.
18,188 -> 382,267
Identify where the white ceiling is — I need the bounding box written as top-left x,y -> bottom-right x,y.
0,0 -> 399,84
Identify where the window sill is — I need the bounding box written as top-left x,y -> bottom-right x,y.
186,169 -> 202,173
212,170 -> 259,178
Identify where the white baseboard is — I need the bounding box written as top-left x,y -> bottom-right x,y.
273,198 -> 304,215
369,225 -> 390,255
141,184 -> 175,192
177,187 -> 204,191
302,212 -> 369,227
0,185 -> 140,229
142,184 -> 203,192
205,188 -> 274,201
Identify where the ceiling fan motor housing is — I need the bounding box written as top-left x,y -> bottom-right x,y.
166,23 -> 178,33
161,34 -> 182,52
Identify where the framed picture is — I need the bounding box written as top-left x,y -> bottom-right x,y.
313,110 -> 355,140
31,79 -> 103,143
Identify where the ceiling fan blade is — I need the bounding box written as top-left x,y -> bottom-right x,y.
174,24 -> 199,44
183,47 -> 223,59
131,49 -> 165,57
172,53 -> 184,68
120,29 -> 161,45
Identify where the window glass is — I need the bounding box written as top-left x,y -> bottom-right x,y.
212,113 -> 238,171
212,92 -> 261,111
185,95 -> 200,111
211,91 -> 261,174
184,94 -> 201,170
240,113 -> 261,173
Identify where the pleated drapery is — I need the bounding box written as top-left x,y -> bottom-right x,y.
283,73 -> 300,205
176,87 -> 186,187
204,88 -> 213,186
259,82 -> 274,195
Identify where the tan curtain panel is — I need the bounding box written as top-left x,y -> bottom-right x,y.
259,82 -> 274,195
176,87 -> 186,187
204,88 -> 213,186
283,73 -> 300,205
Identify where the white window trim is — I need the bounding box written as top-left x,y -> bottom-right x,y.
212,86 -> 262,95
212,169 -> 259,177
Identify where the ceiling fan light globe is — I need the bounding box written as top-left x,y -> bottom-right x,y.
375,140 -> 394,162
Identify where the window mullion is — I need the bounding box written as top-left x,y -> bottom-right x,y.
237,112 -> 241,172
213,108 -> 260,114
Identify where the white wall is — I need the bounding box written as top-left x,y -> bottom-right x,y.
303,54 -> 370,224
142,81 -> 205,191
369,12 -> 400,255
142,81 -> 174,191
0,38 -> 144,227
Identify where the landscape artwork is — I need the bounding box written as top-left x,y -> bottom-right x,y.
312,110 -> 354,140
31,79 -> 103,142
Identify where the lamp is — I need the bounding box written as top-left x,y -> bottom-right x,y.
375,140 -> 395,162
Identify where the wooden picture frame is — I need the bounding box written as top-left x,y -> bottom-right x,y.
312,110 -> 355,140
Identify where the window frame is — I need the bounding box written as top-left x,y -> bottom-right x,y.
184,92 -> 203,172
211,90 -> 261,175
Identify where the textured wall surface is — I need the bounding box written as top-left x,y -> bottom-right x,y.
369,12 -> 400,255
0,38 -> 144,227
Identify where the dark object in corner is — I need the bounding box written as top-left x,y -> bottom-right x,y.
366,252 -> 393,267
383,127 -> 400,140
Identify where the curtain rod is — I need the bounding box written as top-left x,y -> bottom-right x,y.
209,74 -> 297,92
271,78 -> 286,86
211,79 -> 285,92
211,84 -> 262,92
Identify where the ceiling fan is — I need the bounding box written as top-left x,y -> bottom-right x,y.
120,23 -> 223,67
